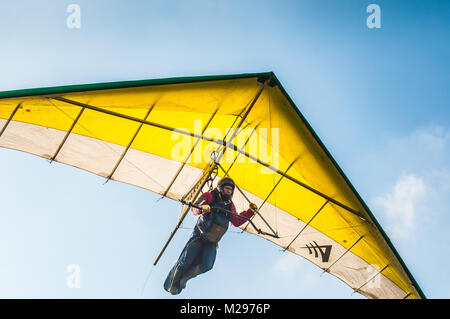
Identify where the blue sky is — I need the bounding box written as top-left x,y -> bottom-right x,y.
0,0 -> 449,298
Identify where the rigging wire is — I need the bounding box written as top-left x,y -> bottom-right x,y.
48,98 -> 165,188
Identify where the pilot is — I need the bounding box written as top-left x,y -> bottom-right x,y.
164,177 -> 257,295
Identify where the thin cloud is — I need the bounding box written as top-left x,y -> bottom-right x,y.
274,253 -> 303,274
371,174 -> 427,240
365,124 -> 450,241
389,124 -> 450,170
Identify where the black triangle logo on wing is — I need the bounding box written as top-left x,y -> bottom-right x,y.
303,241 -> 332,263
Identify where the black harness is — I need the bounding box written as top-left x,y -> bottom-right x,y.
194,190 -> 232,243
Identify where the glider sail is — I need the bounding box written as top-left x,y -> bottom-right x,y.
0,72 -> 424,299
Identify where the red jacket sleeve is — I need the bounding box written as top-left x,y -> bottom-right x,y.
192,192 -> 213,216
230,202 -> 255,227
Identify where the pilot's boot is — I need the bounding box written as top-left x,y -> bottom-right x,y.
179,264 -> 202,290
164,265 -> 184,295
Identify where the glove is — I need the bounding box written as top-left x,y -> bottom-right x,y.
249,203 -> 258,212
201,204 -> 211,212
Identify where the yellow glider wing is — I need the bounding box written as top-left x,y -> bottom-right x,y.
0,72 -> 424,299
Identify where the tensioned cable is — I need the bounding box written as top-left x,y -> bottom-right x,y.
49,95 -> 369,222
48,98 -> 165,189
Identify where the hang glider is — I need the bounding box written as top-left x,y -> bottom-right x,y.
0,72 -> 424,299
